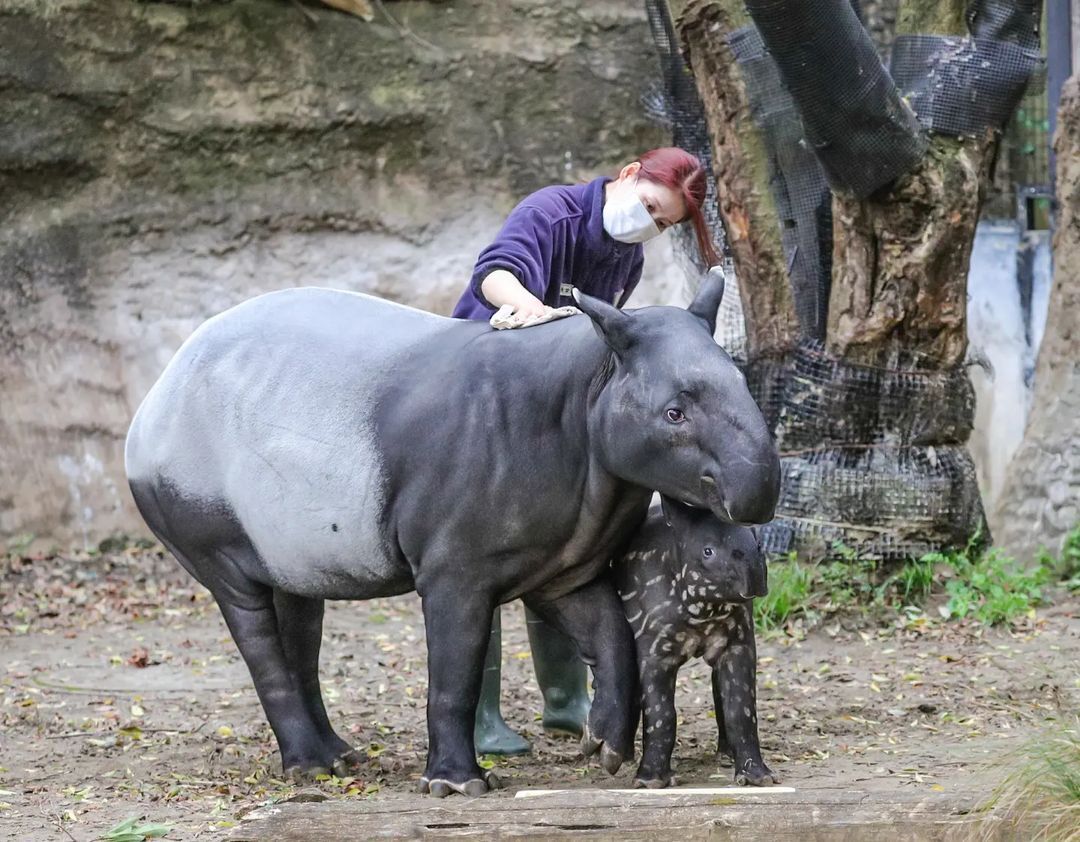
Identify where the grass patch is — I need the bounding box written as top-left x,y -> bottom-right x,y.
934,546 -> 1048,624
754,556 -> 813,632
977,717 -> 1080,842
1038,524 -> 1080,593
755,525 -> 1080,634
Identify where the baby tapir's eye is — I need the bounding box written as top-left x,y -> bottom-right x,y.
665,408 -> 686,424
702,546 -> 715,559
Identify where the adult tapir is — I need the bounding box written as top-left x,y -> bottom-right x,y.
124,272 -> 780,797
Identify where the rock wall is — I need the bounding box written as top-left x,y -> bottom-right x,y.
0,0 -> 685,548
993,75 -> 1080,559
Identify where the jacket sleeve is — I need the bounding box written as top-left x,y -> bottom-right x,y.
469,205 -> 561,308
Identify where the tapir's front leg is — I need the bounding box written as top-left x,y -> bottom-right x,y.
633,661 -> 680,788
713,607 -> 779,786
524,576 -> 638,774
418,577 -> 500,797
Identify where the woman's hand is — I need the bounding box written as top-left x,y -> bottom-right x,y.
481,270 -> 552,320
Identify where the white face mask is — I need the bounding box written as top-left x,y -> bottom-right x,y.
603,179 -> 662,244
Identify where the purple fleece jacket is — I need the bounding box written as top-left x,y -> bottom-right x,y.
451,177 -> 644,319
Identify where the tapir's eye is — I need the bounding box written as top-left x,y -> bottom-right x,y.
703,546 -> 715,559
665,408 -> 685,424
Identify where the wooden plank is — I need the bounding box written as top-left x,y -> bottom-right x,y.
514,787 -> 798,799
228,787 -> 1012,841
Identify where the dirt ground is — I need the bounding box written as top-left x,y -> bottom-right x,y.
2,548 -> 1077,841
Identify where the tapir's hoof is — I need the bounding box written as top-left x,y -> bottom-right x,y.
633,774 -> 677,789
331,750 -> 365,777
734,761 -> 781,787
283,765 -> 331,784
600,744 -> 624,775
419,771 -> 500,798
580,732 -> 625,774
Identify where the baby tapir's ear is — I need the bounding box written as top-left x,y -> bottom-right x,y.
660,494 -> 692,529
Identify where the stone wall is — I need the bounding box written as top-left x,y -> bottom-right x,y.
0,0 -> 685,548
993,75 -> 1080,559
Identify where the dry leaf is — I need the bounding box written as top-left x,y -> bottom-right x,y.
318,0 -> 375,21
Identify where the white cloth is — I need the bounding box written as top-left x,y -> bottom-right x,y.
489,304 -> 580,330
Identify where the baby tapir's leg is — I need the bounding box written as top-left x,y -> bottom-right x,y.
711,667 -> 732,761
632,660 -> 680,788
710,605 -> 779,786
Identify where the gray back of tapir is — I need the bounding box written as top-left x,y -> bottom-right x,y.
124,272 -> 780,797
613,498 -> 779,789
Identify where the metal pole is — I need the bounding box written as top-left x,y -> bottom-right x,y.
1047,0 -> 1073,190
1073,0 -> 1080,72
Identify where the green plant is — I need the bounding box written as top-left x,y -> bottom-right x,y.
938,547 -> 1048,625
1038,524 -> 1080,591
818,544 -> 877,608
885,555 -> 936,605
3,533 -> 35,557
101,817 -> 171,841
754,554 -> 813,632
753,525 -> 1066,634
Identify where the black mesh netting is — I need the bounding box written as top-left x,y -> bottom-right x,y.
890,35 -> 1044,136
760,445 -> 986,559
891,0 -> 1043,135
773,340 -> 975,451
742,0 -> 926,200
727,24 -> 833,340
745,342 -> 987,560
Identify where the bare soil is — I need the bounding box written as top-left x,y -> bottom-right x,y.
2,549 -> 1077,840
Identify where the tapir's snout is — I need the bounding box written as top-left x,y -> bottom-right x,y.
745,554 -> 768,600
709,451 -> 780,526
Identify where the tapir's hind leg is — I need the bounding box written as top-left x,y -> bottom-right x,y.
131,481 -> 351,777
272,591 -> 360,770
215,591 -> 350,781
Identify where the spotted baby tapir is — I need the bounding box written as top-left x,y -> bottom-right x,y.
611,497 -> 779,788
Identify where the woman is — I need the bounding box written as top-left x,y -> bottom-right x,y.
453,146 -> 720,755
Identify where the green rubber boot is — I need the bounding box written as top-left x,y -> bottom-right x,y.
526,608 -> 591,737
473,607 -> 532,756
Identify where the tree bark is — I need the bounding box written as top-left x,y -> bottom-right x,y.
827,133 -> 995,366
895,0 -> 966,36
674,0 -> 800,360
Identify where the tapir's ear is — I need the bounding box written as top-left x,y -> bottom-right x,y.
573,288 -> 634,356
660,494 -> 691,529
687,265 -> 725,334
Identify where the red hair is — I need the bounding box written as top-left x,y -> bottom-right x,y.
635,147 -> 720,267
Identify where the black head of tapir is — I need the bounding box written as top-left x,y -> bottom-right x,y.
574,272 -> 780,526
661,494 -> 768,603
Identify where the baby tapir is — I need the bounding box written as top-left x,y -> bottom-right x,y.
612,496 -> 779,788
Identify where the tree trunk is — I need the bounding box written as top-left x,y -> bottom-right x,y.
674,0 -> 1005,558
674,0 -> 800,360
827,133 -> 995,366
827,2 -> 995,367
676,0 -> 990,369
